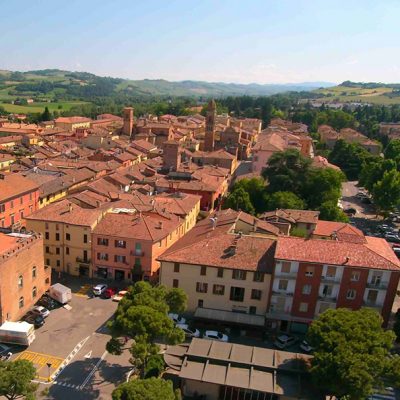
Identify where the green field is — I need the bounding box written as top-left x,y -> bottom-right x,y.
314,85 -> 400,105
0,101 -> 90,114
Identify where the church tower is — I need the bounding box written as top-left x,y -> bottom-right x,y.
122,107 -> 134,137
204,99 -> 216,152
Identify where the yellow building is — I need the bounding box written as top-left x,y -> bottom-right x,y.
54,116 -> 91,131
0,154 -> 15,171
159,209 -> 279,327
25,199 -> 109,277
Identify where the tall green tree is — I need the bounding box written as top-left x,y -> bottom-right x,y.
359,158 -> 397,192
384,139 -> 400,163
307,308 -> 399,400
318,201 -> 348,222
371,169 -> 400,216
0,359 -> 38,400
223,187 -> 255,215
40,106 -> 51,122
267,191 -> 305,210
112,378 -> 180,400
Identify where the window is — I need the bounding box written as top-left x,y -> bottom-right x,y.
249,306 -> 257,315
18,275 -> 23,288
200,266 -> 207,276
367,289 -> 378,304
230,287 -> 245,302
302,284 -> 312,295
196,282 -> 208,293
45,246 -> 50,254
29,193 -> 32,201
19,210 -> 24,219
351,271 -> 360,281
134,258 -> 141,267
45,277 -> 50,284
281,262 -> 291,274
55,233 -> 60,241
232,270 -> 246,280
83,250 -> 88,261
97,238 -> 109,246
0,204 -> 5,213
66,233 -> 71,241
10,214 -> 14,225
56,260 -> 60,267
322,284 -> 333,297
135,242 -> 142,255
299,302 -> 308,312
253,272 -> 264,282
46,259 -> 50,266
173,263 -> 180,273
83,234 -> 88,244
19,297 -> 24,309
346,289 -> 356,300
213,284 -> 225,295
55,224 -> 59,231
114,255 -> 126,263
32,266 -> 36,278
32,287 -> 37,298
251,289 -> 262,300
97,253 -> 108,261
115,240 -> 126,248
370,273 -> 382,286
10,200 -> 14,209
56,247 -> 60,255
45,232 -> 49,240
217,268 -> 224,278
326,266 -> 336,278
198,299 -> 204,308
0,219 -> 4,228
278,279 -> 288,291
20,197 -> 23,205
66,247 -> 70,255
172,279 -> 179,288
305,266 -> 314,277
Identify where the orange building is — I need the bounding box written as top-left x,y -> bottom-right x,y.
0,232 -> 51,323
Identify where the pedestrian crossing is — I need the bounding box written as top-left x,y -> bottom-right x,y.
53,381 -> 82,390
74,284 -> 91,297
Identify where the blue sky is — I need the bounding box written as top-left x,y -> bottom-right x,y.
1,0 -> 400,84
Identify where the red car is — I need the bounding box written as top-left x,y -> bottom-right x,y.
102,287 -> 118,299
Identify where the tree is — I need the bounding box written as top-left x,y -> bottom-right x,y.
384,139 -> 400,163
223,187 -> 255,215
371,169 -> 400,217
0,359 -> 38,400
307,308 -> 399,400
41,106 -> 51,121
359,158 -> 397,193
267,191 -> 305,210
263,149 -> 311,195
318,200 -> 348,222
107,282 -> 186,376
112,378 -> 180,400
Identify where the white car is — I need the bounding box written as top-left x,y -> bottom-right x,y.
274,334 -> 297,349
177,323 -> 200,338
93,284 -> 107,296
112,290 -> 128,302
31,306 -> 50,318
299,340 -> 313,353
203,330 -> 229,342
168,313 -> 186,325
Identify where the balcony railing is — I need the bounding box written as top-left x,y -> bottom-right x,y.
318,295 -> 337,302
272,291 -> 294,297
76,257 -> 91,264
274,272 -> 297,278
320,276 -> 340,284
366,282 -> 388,290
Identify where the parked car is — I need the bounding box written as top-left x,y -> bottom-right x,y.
102,287 -> 118,299
385,233 -> 400,244
112,290 -> 128,302
299,340 -> 313,353
274,334 -> 298,349
361,197 -> 372,204
203,330 -> 229,342
23,312 -> 45,328
93,284 -> 108,296
177,323 -> 200,338
168,313 -> 186,325
36,294 -> 59,310
31,306 -> 50,318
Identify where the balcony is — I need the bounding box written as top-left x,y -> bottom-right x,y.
272,290 -> 293,297
76,257 -> 91,265
321,276 -> 340,284
131,250 -> 144,257
366,282 -> 388,290
274,272 -> 297,279
318,295 -> 337,302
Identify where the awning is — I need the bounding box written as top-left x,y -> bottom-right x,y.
194,308 -> 265,327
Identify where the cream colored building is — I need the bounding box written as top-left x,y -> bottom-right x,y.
159,209 -> 279,326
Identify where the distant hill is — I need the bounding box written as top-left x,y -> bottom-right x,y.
313,81 -> 400,105
0,69 -> 335,101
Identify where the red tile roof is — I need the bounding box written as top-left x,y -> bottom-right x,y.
0,173 -> 39,202
275,236 -> 400,271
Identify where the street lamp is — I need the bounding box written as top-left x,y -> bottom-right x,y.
46,362 -> 52,382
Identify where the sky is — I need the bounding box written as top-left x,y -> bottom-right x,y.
1,0 -> 400,84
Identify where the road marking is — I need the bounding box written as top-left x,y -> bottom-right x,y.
75,284 -> 91,298
80,350 -> 108,389
84,351 -> 92,359
15,351 -> 64,380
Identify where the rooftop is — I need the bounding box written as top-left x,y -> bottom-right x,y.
0,173 -> 39,202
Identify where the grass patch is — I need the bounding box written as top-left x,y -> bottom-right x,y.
0,101 -> 90,113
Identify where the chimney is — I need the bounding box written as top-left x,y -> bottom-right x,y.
68,203 -> 73,213
158,221 -> 163,230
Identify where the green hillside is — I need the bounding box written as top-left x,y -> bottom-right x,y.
313,81 -> 400,105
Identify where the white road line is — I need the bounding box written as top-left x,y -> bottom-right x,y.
80,350 -> 108,389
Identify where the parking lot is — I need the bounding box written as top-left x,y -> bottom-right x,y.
8,278 -> 132,400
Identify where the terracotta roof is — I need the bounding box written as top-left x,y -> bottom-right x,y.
0,173 -> 39,202
311,156 -> 341,171
25,199 -> 105,226
275,236 -> 400,271
93,211 -> 182,242
260,209 -> 319,225
55,116 -> 92,124
313,220 -> 364,238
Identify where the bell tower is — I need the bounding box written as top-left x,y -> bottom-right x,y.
122,107 -> 134,137
204,99 -> 216,152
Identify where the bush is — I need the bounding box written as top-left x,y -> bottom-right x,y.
144,354 -> 165,378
